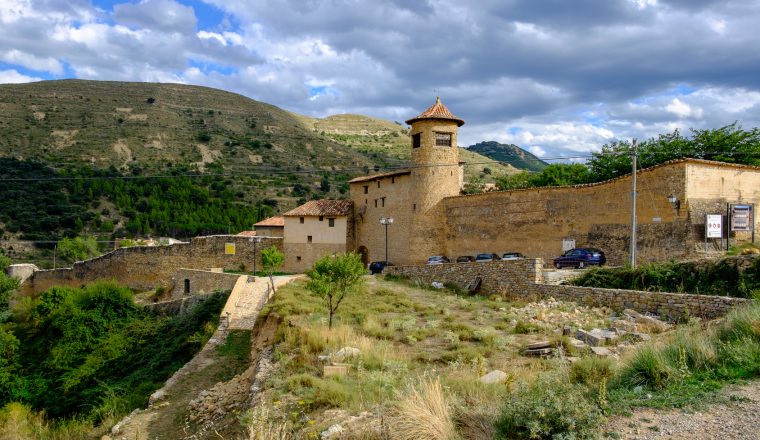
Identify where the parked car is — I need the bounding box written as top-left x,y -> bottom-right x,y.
369,261 -> 393,274
501,252 -> 525,260
427,255 -> 450,265
475,253 -> 499,262
553,248 -> 606,269
456,255 -> 475,263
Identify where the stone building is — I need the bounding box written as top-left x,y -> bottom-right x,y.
252,216 -> 285,237
281,200 -> 354,272
281,97 -> 760,269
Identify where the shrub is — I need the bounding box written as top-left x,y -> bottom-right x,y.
513,320 -> 542,334
286,374 -> 353,409
616,345 -> 672,389
387,378 -> 456,440
495,371 -> 605,439
570,356 -> 615,386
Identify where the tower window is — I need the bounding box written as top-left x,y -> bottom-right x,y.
412,133 -> 421,148
319,215 -> 324,221
307,235 -> 312,243
381,197 -> 386,207
391,177 -> 395,184
299,217 -> 304,224
328,218 -> 335,227
435,132 -> 452,147
363,185 -> 368,194
375,199 -> 378,208
377,181 -> 380,188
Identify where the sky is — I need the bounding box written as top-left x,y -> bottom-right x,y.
2,0 -> 760,159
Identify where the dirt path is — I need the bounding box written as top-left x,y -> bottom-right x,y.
109,276 -> 300,440
604,380 -> 760,439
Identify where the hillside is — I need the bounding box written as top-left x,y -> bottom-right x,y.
301,113 -> 521,181
468,140 -> 548,172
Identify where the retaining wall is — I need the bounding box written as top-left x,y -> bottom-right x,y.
169,269 -> 243,299
21,235 -> 282,295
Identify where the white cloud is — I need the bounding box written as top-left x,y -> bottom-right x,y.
0,49 -> 63,74
0,69 -> 42,83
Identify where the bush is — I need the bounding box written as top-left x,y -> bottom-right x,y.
570,357 -> 615,386
495,371 -> 605,439
616,345 -> 673,389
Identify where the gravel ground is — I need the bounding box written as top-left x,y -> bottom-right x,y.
604,380 -> 760,440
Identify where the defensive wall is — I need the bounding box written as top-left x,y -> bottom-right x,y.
384,258 -> 749,320
442,160 -> 760,267
169,269 -> 242,299
20,235 -> 282,295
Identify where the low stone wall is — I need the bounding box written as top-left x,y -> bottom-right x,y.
535,284 -> 749,320
20,235 -> 282,295
384,259 -> 544,294
384,259 -> 748,320
145,292 -> 223,316
170,269 -> 242,299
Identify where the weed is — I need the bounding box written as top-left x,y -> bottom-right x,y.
513,320 -> 542,334
570,356 -> 615,386
387,378 -> 456,440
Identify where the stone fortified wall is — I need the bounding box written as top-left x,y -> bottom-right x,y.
384,259 -> 748,319
169,269 -> 242,299
21,235 -> 282,295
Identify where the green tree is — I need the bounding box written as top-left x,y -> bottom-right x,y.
306,253 -> 365,328
0,255 -> 20,322
529,163 -> 592,187
57,236 -> 100,264
260,246 -> 284,294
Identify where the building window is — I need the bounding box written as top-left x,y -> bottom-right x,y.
435,132 -> 452,147
391,177 -> 395,184
328,218 -> 335,227
381,197 -> 386,207
374,199 -> 378,208
363,185 -> 368,194
319,215 -> 324,221
307,235 -> 312,243
184,279 -> 190,294
296,256 -> 301,262
412,133 -> 421,148
413,203 -> 416,211
377,181 -> 380,188
299,217 -> 304,224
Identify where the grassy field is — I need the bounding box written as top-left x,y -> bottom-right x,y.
244,276 -> 760,439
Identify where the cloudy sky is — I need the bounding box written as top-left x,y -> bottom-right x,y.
2,0 -> 760,158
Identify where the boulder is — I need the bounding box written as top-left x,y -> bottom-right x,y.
522,347 -> 553,357
623,309 -> 671,332
334,346 -> 360,360
525,341 -> 552,350
590,346 -> 614,357
479,370 -> 509,384
321,424 -> 344,439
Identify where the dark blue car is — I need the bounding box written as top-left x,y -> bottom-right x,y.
369,261 -> 393,274
553,248 -> 606,269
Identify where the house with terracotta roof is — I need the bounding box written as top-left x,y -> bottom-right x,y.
253,216 -> 285,237
281,200 -> 354,272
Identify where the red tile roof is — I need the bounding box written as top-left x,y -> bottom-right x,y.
236,230 -> 258,237
405,97 -> 465,127
254,216 -> 285,227
283,200 -> 353,217
348,169 -> 411,183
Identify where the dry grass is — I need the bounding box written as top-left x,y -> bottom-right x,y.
246,405 -> 292,440
387,378 -> 457,440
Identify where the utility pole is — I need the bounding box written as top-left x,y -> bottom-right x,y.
630,139 -> 638,268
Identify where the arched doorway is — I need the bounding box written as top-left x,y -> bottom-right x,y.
357,246 -> 369,267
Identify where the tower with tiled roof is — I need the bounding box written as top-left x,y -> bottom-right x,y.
405,97 -> 464,261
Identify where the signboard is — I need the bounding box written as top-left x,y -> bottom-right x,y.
731,205 -> 752,231
562,238 -> 576,252
706,214 -> 722,238
225,242 -> 236,255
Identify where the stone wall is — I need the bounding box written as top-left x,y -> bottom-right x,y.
283,242 -> 348,273
385,259 -> 748,319
443,162 -> 688,266
21,235 -> 282,295
145,292 -> 223,316
385,259 -> 544,294
534,284 -> 748,320
169,269 -> 242,299
6,264 -> 38,284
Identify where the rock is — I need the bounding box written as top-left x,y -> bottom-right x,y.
479,370 -> 509,384
523,347 -> 553,357
431,281 -> 444,289
589,328 -> 618,345
577,328 -> 617,346
525,341 -> 552,350
321,424 -> 345,439
318,355 -> 331,362
148,389 -> 167,405
590,346 -> 614,357
568,338 -> 587,348
334,346 -> 360,360
562,325 -> 573,336
628,332 -> 652,342
566,356 -> 580,363
623,309 -> 671,332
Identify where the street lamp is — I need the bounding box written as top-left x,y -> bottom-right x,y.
379,217 -> 394,263
667,194 -> 680,212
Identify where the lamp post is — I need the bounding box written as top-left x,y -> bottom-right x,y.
379,217 -> 394,263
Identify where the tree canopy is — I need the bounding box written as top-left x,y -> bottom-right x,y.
306,253 -> 365,329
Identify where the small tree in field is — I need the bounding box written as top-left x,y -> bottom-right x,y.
260,246 -> 284,293
306,253 -> 365,329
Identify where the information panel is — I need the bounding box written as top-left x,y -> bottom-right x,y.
731,205 -> 752,232
706,214 -> 722,238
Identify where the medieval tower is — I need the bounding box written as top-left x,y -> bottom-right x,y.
405,97 -> 464,261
